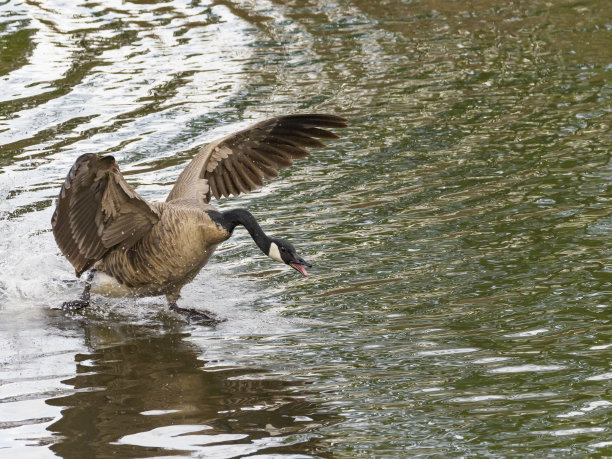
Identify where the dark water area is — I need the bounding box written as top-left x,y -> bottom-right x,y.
1,0 -> 611,457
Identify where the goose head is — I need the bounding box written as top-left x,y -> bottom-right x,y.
267,238 -> 312,276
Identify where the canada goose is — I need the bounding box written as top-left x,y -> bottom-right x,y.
52,114 -> 347,323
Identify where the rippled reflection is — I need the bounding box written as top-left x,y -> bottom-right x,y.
44,319 -> 331,458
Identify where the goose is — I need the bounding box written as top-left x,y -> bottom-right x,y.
52,114 -> 347,323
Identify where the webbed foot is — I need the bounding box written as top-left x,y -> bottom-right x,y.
169,303 -> 223,325
61,270 -> 95,312
62,299 -> 90,311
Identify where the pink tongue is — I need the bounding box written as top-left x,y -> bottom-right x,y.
291,263 -> 308,276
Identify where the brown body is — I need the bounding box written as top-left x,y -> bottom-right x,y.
94,201 -> 226,302
51,114 -> 347,308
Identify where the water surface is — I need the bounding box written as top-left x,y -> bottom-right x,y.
1,0 -> 611,456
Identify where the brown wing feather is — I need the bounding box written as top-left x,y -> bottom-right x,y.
51,153 -> 160,277
166,114 -> 347,203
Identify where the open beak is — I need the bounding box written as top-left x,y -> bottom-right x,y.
290,257 -> 312,276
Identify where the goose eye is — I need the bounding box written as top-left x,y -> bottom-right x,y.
280,247 -> 286,252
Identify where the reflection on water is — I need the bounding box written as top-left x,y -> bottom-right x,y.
45,318 -> 331,458
1,0 -> 611,456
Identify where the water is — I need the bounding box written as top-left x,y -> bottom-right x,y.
1,0 -> 611,456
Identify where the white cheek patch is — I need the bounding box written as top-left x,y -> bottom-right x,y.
268,242 -> 283,263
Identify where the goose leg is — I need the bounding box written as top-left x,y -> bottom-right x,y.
62,270 -> 95,310
168,303 -> 221,325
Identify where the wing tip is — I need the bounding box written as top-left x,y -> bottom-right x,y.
282,113 -> 349,128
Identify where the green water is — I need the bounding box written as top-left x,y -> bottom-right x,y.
0,0 -> 610,457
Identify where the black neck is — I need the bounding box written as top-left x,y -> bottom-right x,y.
220,209 -> 270,254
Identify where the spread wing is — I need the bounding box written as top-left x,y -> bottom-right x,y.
51,153 -> 161,277
166,114 -> 348,203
